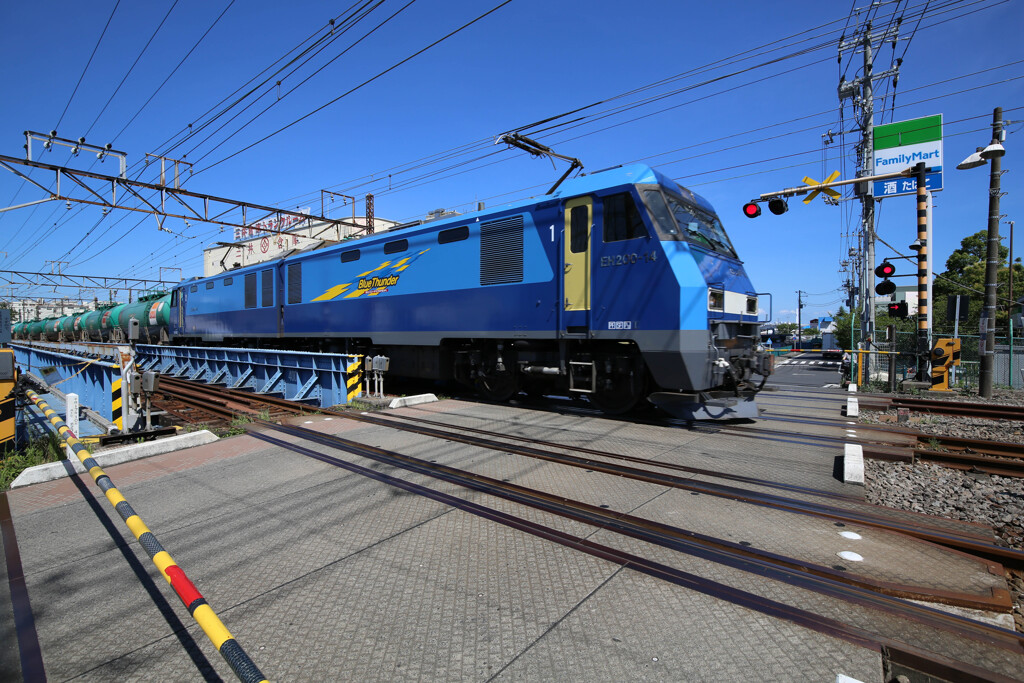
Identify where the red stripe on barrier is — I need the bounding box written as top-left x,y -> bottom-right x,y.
166,565 -> 204,608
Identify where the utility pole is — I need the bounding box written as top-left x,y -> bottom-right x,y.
838,18 -> 901,376
797,290 -> 805,349
979,107 -> 1005,398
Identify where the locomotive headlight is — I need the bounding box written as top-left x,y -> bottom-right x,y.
746,296 -> 758,314
708,289 -> 724,311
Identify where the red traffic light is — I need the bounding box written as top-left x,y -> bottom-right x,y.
874,262 -> 896,278
742,202 -> 761,218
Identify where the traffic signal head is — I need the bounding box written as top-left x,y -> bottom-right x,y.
767,197 -> 788,215
742,202 -> 761,218
876,280 -> 896,296
874,260 -> 896,295
887,301 -> 908,318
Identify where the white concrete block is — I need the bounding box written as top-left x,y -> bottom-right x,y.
847,383 -> 858,392
388,394 -> 439,409
843,443 -> 864,486
11,430 -> 220,488
846,397 -> 859,417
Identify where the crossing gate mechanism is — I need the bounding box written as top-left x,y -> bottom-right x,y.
930,338 -> 961,392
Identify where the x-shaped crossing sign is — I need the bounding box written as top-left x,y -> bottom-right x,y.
801,170 -> 842,204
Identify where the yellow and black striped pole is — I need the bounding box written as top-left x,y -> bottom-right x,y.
0,349 -> 17,451
111,368 -> 124,432
25,389 -> 268,683
915,162 -> 930,379
346,356 -> 363,403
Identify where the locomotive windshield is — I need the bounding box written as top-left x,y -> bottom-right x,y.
642,187 -> 737,258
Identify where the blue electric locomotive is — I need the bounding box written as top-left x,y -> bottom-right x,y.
169,164 -> 773,418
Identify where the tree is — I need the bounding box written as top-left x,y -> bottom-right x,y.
932,229 -> 1024,336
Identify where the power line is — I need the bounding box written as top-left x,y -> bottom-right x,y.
84,0 -> 180,138
194,1 -> 515,175
54,0 -> 122,131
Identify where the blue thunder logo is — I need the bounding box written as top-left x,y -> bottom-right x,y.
312,249 -> 430,301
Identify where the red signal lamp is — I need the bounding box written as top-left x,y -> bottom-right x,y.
742,202 -> 761,218
875,262 -> 896,278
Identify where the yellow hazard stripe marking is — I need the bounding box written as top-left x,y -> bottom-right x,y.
105,489 -> 127,507
152,551 -> 175,582
125,515 -> 151,540
192,604 -> 234,649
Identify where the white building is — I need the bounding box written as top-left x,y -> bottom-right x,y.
202,215 -> 400,277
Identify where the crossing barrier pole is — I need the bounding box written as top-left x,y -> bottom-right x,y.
24,389 -> 269,683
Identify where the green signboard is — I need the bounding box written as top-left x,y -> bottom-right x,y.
872,114 -> 943,197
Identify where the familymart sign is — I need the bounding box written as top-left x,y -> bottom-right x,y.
872,114 -> 943,197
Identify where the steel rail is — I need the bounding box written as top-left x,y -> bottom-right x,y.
155,377 -> 1014,563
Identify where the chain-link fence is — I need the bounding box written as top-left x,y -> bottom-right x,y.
850,331 -> 1024,391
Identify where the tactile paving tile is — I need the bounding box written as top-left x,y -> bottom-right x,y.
227,507 -> 621,681
492,566 -> 884,682
587,527 -> 1024,679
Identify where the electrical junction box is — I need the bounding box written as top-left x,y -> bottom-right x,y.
128,317 -> 140,341
141,371 -> 160,393
372,355 -> 390,372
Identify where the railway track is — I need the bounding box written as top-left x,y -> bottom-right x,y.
244,420 -> 1024,683
857,394 -> 1024,421
150,377 -> 1024,680
152,377 -> 1024,570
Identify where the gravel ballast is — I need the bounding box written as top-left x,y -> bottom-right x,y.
858,387 -> 1024,631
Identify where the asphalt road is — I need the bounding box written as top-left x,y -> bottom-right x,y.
767,351 -> 844,388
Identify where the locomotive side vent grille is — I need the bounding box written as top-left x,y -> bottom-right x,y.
288,263 -> 302,304
480,215 -> 524,285
244,273 -> 257,309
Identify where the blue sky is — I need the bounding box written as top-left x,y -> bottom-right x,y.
0,0 -> 1021,325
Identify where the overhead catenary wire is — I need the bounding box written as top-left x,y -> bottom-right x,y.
6,0 -> 1013,294
192,0 -> 516,176
53,0 -> 122,131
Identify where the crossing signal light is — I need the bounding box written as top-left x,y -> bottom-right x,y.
888,301 -> 908,318
875,262 -> 896,278
874,261 -> 896,295
767,197 -> 788,215
742,202 -> 761,218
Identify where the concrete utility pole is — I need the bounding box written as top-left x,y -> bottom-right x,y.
979,107 -> 1005,398
797,290 -> 805,348
838,19 -> 901,377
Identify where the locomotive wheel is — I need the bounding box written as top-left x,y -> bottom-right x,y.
476,371 -> 519,402
588,366 -> 648,415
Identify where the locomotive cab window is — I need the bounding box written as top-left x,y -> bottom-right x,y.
205,282 -> 214,289
602,193 -> 648,242
190,285 -> 198,293
384,239 -> 408,255
224,277 -> 233,286
341,249 -> 360,263
569,205 -> 589,253
642,187 -> 737,258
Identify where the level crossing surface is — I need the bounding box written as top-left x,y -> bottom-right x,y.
2,396 -> 1020,681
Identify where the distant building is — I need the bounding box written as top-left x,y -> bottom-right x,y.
202,215 -> 400,277
877,285 -> 919,314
